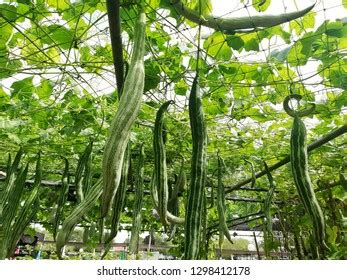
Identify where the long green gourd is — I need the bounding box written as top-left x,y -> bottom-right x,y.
168,165 -> 184,213
0,163 -> 28,259
167,158 -> 186,238
0,154 -> 10,255
200,193 -> 208,259
340,173 -> 347,191
167,160 -> 185,238
56,178 -> 102,259
102,147 -> 130,259
151,175 -> 185,225
129,144 -> 145,254
0,154 -> 11,194
53,158 -> 70,241
263,161 -> 275,236
77,142 -> 93,224
217,154 -> 233,245
83,145 -> 93,196
244,159 -> 257,188
293,231 -> 304,260
208,179 -> 215,209
0,149 -> 23,216
262,161 -> 276,258
101,9 -> 146,218
169,0 -> 316,33
170,157 -> 186,200
184,74 -> 207,260
0,150 -> 22,259
0,151 -> 18,250
283,94 -> 326,258
7,153 -> 41,258
151,104 -> 185,225
75,142 -> 93,203
153,100 -> 174,225
167,184 -> 179,240
98,217 -> 105,244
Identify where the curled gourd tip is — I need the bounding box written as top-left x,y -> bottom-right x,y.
283,94 -> 315,118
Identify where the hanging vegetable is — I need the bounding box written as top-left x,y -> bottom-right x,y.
0,151 -> 41,259
263,161 -> 276,237
169,0 -> 316,33
102,147 -> 131,259
129,144 -> 145,254
53,158 -> 70,241
55,179 -> 102,259
184,74 -> 208,260
75,142 -> 93,203
101,9 -> 146,218
153,100 -> 174,225
151,101 -> 185,225
217,154 -> 233,248
283,94 -> 326,258
244,158 -> 257,188
8,153 -> 41,257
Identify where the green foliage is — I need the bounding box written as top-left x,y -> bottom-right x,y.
204,32 -> 232,61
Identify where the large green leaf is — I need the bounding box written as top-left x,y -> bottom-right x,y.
252,0 -> 271,12
203,32 -> 232,61
325,21 -> 347,38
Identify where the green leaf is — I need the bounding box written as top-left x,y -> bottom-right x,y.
0,4 -> 17,22
290,11 -> 316,35
47,25 -> 75,50
144,60 -> 161,91
16,3 -> 30,22
184,0 -> 212,17
10,77 -> 34,101
241,33 -> 260,52
326,225 -> 338,245
300,32 -> 320,57
268,46 -> 291,62
146,0 -> 160,12
174,79 -> 189,96
334,91 -> 347,108
203,32 -> 232,61
325,21 -> 347,38
332,186 -> 346,202
0,21 -> 13,45
245,108 -> 268,122
343,0 -> 347,9
199,0 -> 213,16
203,100 -> 222,116
252,0 -> 271,12
36,79 -> 53,99
47,0 -> 70,11
226,35 -> 244,51
287,41 -> 307,66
